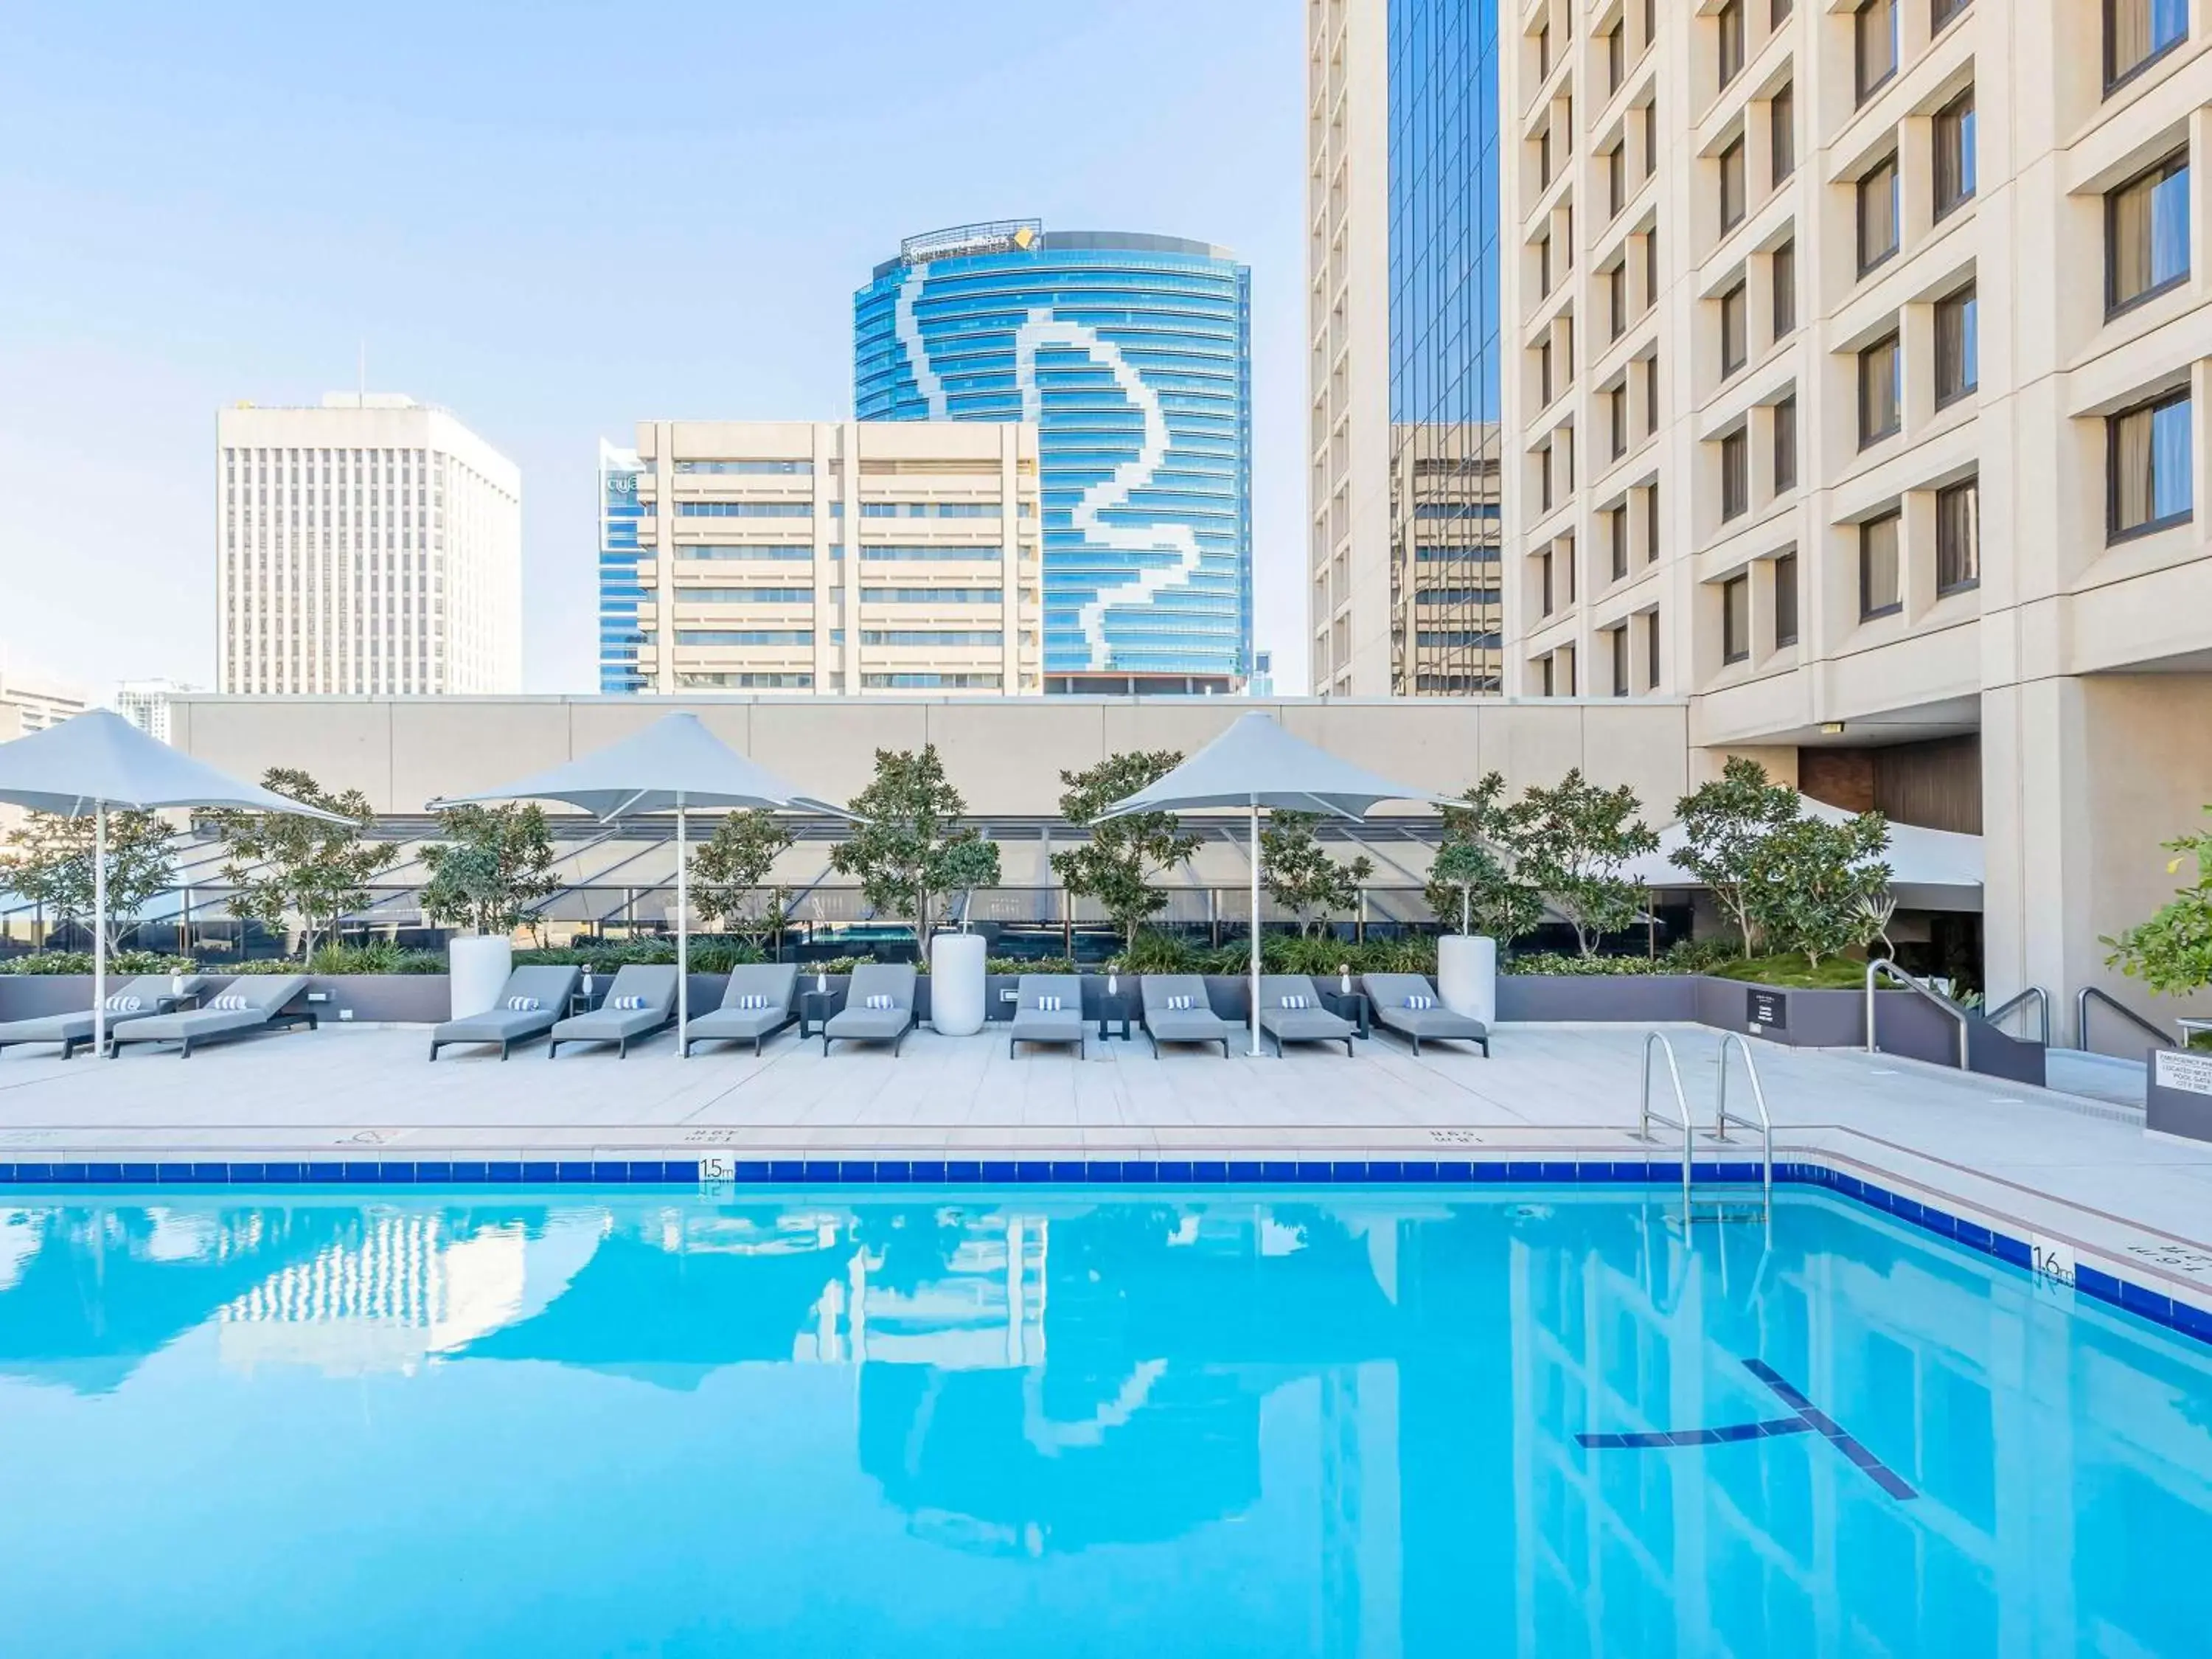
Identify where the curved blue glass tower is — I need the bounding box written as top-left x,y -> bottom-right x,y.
856,223 -> 1252,693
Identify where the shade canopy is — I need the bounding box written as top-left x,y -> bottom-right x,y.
1618,793 -> 1984,910
428,712 -> 845,820
1096,712 -> 1456,822
0,709 -> 353,822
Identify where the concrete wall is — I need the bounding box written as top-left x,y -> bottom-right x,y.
167,694 -> 1695,823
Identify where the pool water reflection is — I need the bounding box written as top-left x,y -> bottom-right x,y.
0,1189 -> 2205,1656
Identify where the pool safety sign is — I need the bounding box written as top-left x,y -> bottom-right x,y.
1746,989 -> 1787,1033
2155,1050 -> 2212,1097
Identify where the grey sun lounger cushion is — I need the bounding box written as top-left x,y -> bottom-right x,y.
0,975 -> 210,1058
108,975 -> 316,1058
1256,975 -> 1357,1057
1139,975 -> 1234,1057
547,965 -> 679,1058
683,963 -> 801,1056
1009,974 -> 1085,1056
1363,973 -> 1490,1056
824,964 -> 917,1054
430,966 -> 582,1060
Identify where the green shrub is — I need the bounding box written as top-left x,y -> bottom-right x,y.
0,950 -> 195,976
1703,952 -> 1880,990
987,956 -> 1079,975
308,942 -> 447,975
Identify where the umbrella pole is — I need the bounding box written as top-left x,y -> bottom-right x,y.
94,804 -> 108,1059
677,803 -> 689,1059
1248,802 -> 1262,1058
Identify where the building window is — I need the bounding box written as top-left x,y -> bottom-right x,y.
1860,510 -> 1903,617
1646,611 -> 1662,688
1936,479 -> 1980,593
1610,506 -> 1630,579
1718,0 -> 1745,86
1608,145 -> 1626,218
2107,151 -> 2191,315
1773,240 -> 1797,336
1774,552 -> 1800,645
1719,135 -> 1747,234
1856,0 -> 1899,103
1858,155 -> 1900,273
1537,22 -> 1550,78
1607,25 -> 1625,93
1610,384 -> 1629,458
2107,0 -> 2188,91
1860,333 -> 1902,446
1721,428 -> 1750,520
1933,0 -> 1969,32
1646,481 -> 1662,561
1644,100 -> 1658,179
1540,339 -> 1554,405
2109,389 -> 2194,539
1539,549 -> 1555,615
1612,626 -> 1631,696
1935,283 -> 1978,408
1933,89 -> 1976,220
1773,394 -> 1798,491
1773,0 -> 1793,21
1539,234 -> 1553,296
1539,128 -> 1553,189
1720,282 -> 1748,377
1722,574 -> 1751,662
1644,228 -> 1660,308
1540,655 -> 1555,696
1644,354 -> 1660,435
1771,83 -> 1795,184
1609,265 -> 1627,337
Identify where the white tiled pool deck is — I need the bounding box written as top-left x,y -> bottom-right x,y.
2,1016 -> 2209,1305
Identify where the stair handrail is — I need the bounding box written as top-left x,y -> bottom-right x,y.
1983,985 -> 2049,1048
1866,959 -> 1970,1069
1713,1032 -> 1774,1211
2077,984 -> 2174,1055
1640,1030 -> 1694,1217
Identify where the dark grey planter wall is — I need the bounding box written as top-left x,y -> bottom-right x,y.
1692,979 -> 1870,1048
2147,1048 -> 2212,1139
1496,975 -> 1700,1023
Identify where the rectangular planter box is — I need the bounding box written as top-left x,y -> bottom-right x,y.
1496,975 -> 1702,1023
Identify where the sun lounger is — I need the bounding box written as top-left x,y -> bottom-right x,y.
1008,974 -> 1085,1057
546,965 -> 680,1058
1139,975 -> 1234,1057
681,963 -> 800,1057
0,975 -> 209,1060
1363,972 -> 1490,1056
1256,974 -> 1357,1057
106,975 -> 316,1059
823,964 -> 917,1056
428,966 -> 582,1061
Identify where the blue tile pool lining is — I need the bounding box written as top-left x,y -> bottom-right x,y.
1,1154 -> 2207,1349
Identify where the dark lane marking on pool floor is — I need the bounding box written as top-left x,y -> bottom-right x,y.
1573,1358 -> 1919,1502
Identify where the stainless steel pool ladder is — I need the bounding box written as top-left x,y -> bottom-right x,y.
1712,1032 -> 1775,1214
1640,1032 -> 1695,1217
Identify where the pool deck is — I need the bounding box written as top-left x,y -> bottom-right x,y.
2,1017 -> 2209,1313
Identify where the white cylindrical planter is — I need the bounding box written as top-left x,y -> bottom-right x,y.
448,936 -> 514,1020
929,931 -> 987,1036
1437,933 -> 1497,1027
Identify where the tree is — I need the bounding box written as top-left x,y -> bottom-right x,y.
0,810 -> 177,952
1744,811 -> 1892,968
1674,757 -> 1802,955
827,745 -> 986,938
1424,771 -> 1543,941
936,838 -> 1002,932
2104,806 -> 2212,998
1051,751 -> 1202,948
1510,769 -> 1660,958
418,804 -> 559,937
1260,810 -> 1375,938
689,810 -> 796,939
210,770 -> 393,959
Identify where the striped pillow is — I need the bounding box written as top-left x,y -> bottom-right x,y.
505,996 -> 541,1012
1165,994 -> 1197,1011
1404,993 -> 1436,1010
1279,994 -> 1310,1010
211,993 -> 250,1012
611,994 -> 648,1011
736,993 -> 771,1009
103,993 -> 142,1012
1036,995 -> 1063,1012
863,993 -> 894,1010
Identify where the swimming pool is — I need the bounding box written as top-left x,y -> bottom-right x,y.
0,1186 -> 2205,1656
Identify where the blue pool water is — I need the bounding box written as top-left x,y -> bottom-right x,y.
0,1186 -> 2206,1657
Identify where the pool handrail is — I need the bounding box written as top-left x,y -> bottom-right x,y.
1639,1030 -> 1694,1217
1712,1032 -> 1773,1213
2076,984 -> 2173,1055
1984,985 -> 2049,1049
1865,958 -> 1970,1070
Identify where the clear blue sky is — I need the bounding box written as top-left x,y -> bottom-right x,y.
0,0 -> 1306,696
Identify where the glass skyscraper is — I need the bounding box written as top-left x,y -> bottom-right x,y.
855,222 -> 1252,693
597,439 -> 647,693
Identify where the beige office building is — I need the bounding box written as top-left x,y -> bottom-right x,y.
630,420 -> 1043,697
0,661 -> 86,742
217,395 -> 522,697
1499,0 -> 2212,1033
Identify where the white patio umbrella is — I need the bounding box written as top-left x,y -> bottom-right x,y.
1096,712 -> 1455,1057
0,710 -> 355,1055
427,712 -> 848,1057
1618,793 -> 1985,911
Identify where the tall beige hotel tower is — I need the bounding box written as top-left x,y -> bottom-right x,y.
218,394 -> 523,695
1489,0 -> 2212,1030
